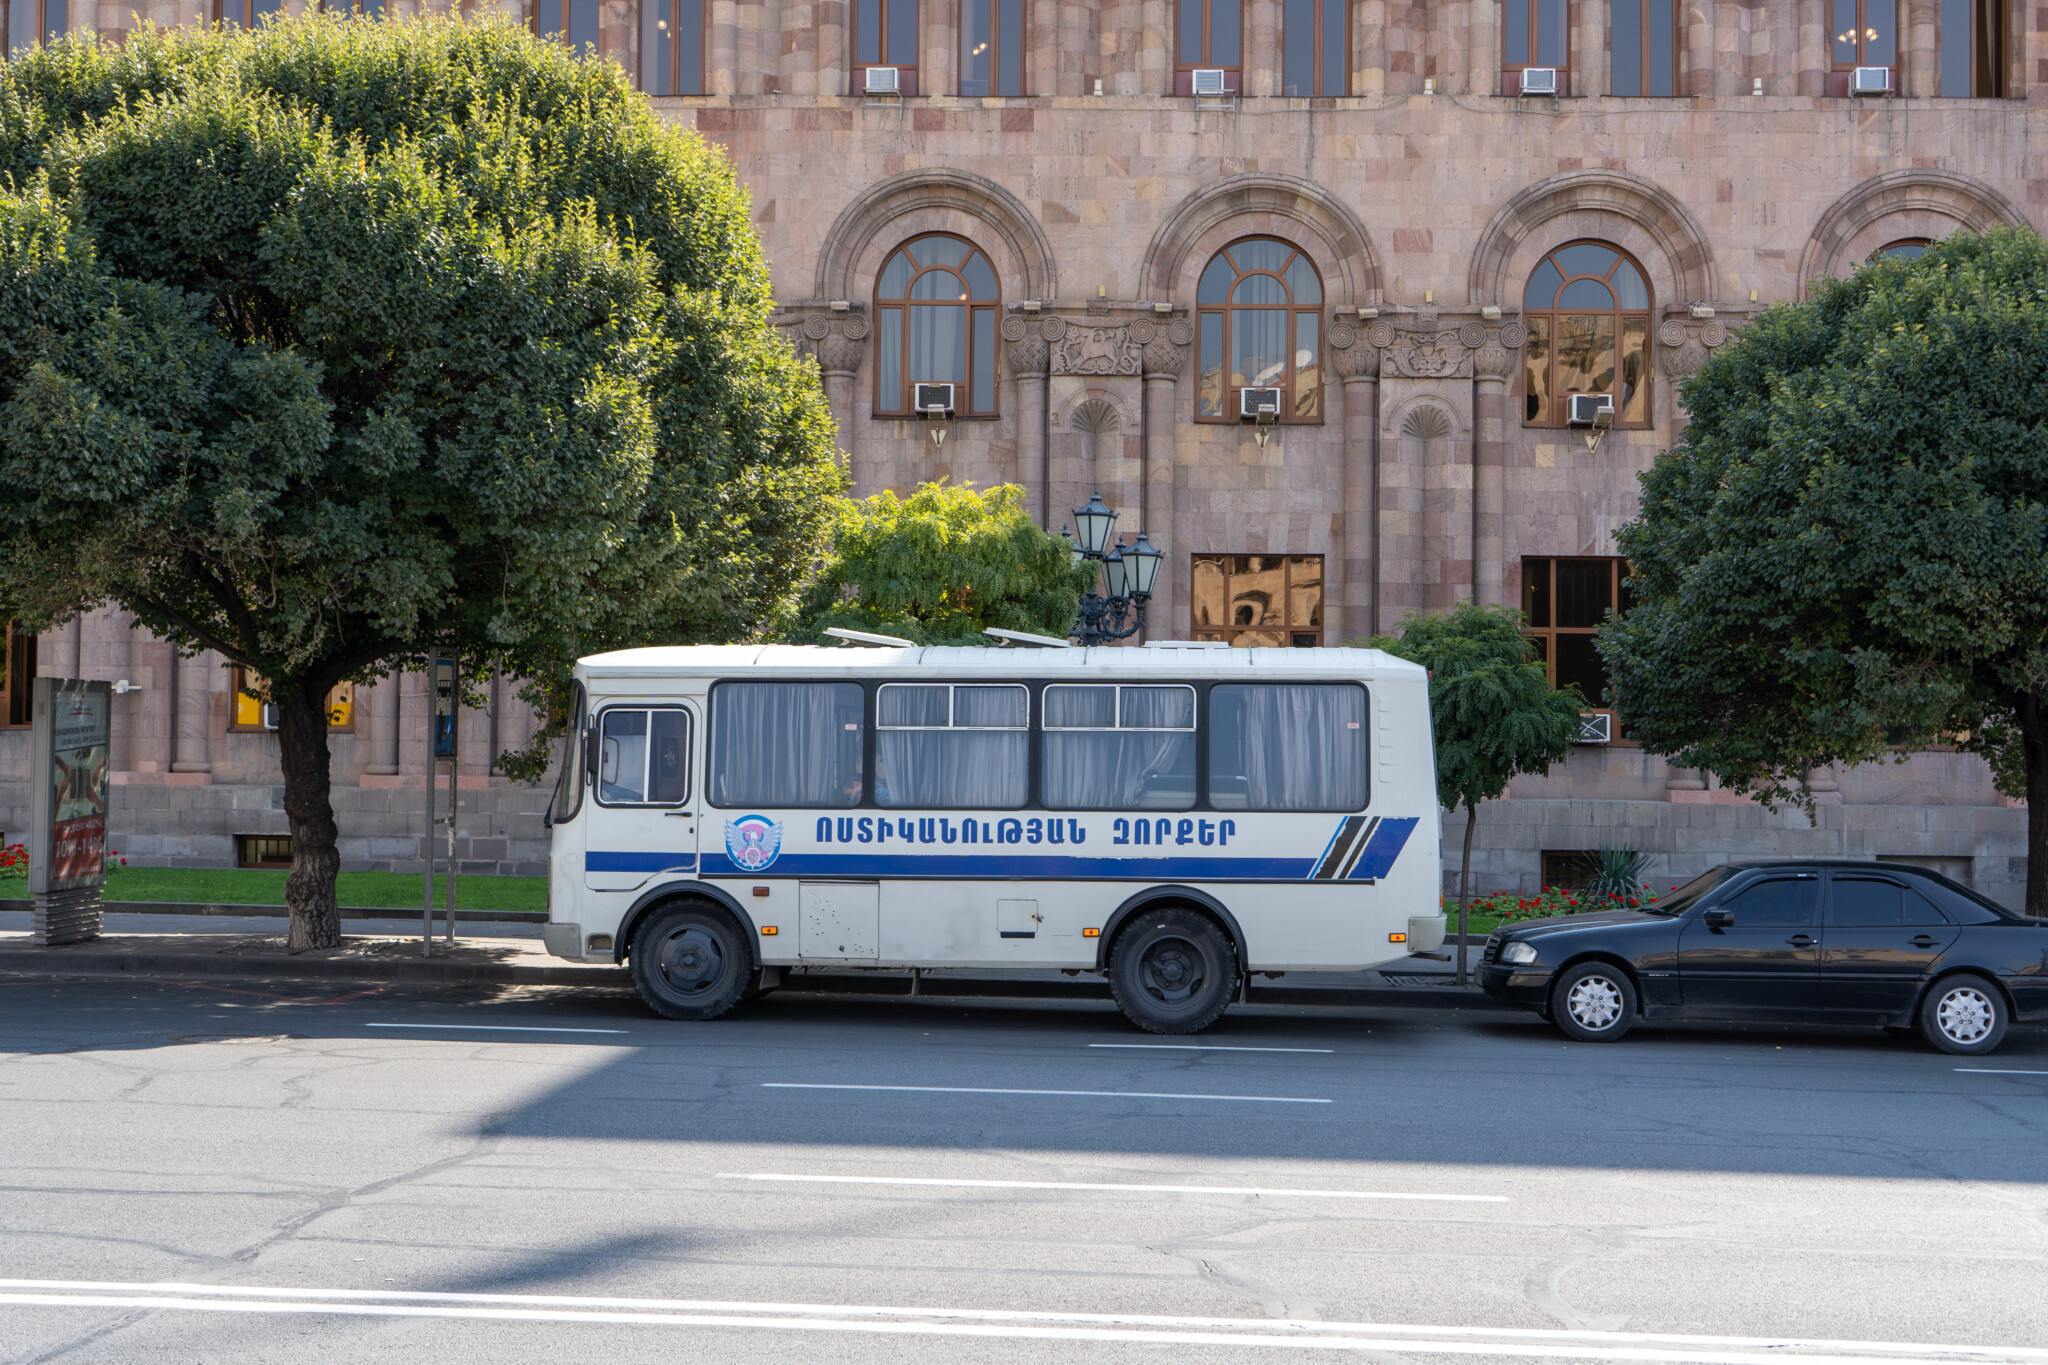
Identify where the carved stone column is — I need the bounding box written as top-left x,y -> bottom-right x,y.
1795,0 -> 1828,94
1004,316 -> 1051,524
1140,317 -> 1190,641
1332,323 -> 1379,640
171,649 -> 213,779
1656,314 -> 1727,445
794,311 -> 869,487
1682,0 -> 1714,95
1472,328 -> 1518,610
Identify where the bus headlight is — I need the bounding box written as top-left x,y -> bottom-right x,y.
1501,941 -> 1539,965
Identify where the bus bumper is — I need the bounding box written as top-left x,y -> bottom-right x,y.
1405,914 -> 1447,954
542,922 -> 584,962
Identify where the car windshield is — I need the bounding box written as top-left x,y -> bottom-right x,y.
1638,866 -> 1736,916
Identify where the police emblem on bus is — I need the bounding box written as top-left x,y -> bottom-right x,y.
725,815 -> 782,871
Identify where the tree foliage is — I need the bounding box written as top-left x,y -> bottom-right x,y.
1371,602 -> 1583,814
0,17 -> 841,946
787,481 -> 1097,645
1599,226 -> 2048,915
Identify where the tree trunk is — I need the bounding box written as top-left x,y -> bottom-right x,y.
275,683 -> 342,951
1456,802 -> 1477,985
2025,700 -> 2048,920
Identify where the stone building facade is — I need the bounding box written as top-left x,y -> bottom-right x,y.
3,0 -> 2041,900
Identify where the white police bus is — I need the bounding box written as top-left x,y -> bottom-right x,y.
542,640 -> 1445,1033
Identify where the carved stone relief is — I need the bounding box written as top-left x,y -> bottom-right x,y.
1656,315 -> 1732,378
777,308 -> 870,375
1359,313 -> 1524,380
999,314 -> 1190,379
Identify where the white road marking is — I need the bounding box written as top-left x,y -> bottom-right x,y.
1088,1043 -> 1335,1053
714,1173 -> 1506,1202
3,1280 -> 2043,1363
1954,1068 -> 2048,1075
761,1082 -> 1330,1103
364,1023 -> 629,1035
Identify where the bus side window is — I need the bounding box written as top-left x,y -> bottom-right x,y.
1207,683 -> 1369,812
1042,684 -> 1196,811
595,707 -> 692,806
710,682 -> 865,808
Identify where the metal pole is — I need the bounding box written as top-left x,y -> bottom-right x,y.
444,752 -> 457,945
421,668 -> 433,958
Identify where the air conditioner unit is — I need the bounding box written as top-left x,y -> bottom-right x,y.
1577,711 -> 1614,745
914,382 -> 956,414
1520,66 -> 1559,95
1240,386 -> 1283,419
1192,68 -> 1230,96
864,65 -> 900,95
1850,65 -> 1891,94
1566,392 -> 1615,426
259,703 -> 279,732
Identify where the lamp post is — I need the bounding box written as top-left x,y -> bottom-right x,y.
1063,491 -> 1164,646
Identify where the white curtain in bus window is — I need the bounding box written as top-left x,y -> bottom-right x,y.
1207,684 -> 1367,811
711,683 -> 864,807
874,683 -> 1028,808
1041,685 -> 1197,811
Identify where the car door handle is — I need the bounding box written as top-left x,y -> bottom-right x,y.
1910,935 -> 1939,948
1787,934 -> 1815,947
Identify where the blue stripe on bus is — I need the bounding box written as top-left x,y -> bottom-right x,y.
698,852 -> 1320,881
1348,817 -> 1419,880
586,851 -> 699,873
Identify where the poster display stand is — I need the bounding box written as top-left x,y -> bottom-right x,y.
28,678 -> 112,946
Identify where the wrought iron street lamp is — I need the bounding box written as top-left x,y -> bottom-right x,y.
1062,492 -> 1164,646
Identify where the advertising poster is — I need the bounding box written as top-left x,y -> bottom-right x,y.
30,679 -> 111,897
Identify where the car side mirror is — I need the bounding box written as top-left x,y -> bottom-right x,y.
1702,909 -> 1734,931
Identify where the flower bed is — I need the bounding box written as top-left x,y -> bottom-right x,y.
1443,885 -> 1657,926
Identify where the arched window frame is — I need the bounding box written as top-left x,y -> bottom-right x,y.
1871,237 -> 1931,262
872,233 -> 1002,419
1520,240 -> 1654,430
1195,237 -> 1326,425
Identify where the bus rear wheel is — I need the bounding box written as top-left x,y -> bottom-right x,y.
1107,909 -> 1238,1035
630,903 -> 751,1021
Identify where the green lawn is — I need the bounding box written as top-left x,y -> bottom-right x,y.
100,866 -> 545,913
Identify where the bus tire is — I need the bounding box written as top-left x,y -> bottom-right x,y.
629,903 -> 751,1022
1107,908 -> 1238,1035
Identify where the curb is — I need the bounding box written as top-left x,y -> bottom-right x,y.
0,900 -> 543,923
0,947 -> 1507,1009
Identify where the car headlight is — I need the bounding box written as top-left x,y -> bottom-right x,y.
1500,941 -> 1539,965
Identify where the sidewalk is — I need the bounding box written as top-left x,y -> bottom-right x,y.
0,921 -> 1505,1010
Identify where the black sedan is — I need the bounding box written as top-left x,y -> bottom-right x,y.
1478,861 -> 2048,1053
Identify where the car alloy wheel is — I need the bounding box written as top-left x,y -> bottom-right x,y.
1567,974 -> 1624,1032
1934,985 -> 1996,1045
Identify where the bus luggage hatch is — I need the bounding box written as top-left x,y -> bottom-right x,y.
799,881 -> 880,959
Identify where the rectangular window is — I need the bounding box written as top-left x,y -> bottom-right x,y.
1190,554 -> 1324,648
212,0 -> 283,27
6,0 -> 63,51
1832,0 -> 1896,70
1939,0 -> 2003,95
1521,556 -> 1630,714
236,834 -> 294,870
1175,0 -> 1241,91
1042,684 -> 1197,811
709,681 -> 864,808
1610,0 -> 1678,95
2,623 -> 35,728
1282,0 -> 1347,96
643,0 -> 706,95
1207,683 -> 1368,812
535,0 -> 601,53
596,707 -> 691,806
229,668 -> 354,733
855,0 -> 920,94
1502,0 -> 1569,91
875,683 -> 1028,808
960,0 -> 1025,95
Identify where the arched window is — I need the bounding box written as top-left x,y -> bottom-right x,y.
873,234 -> 1000,418
1196,238 -> 1324,422
1521,242 -> 1652,428
1872,238 -> 1930,262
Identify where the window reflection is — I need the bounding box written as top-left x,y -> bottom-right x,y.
1194,238 -> 1324,421
1521,241 -> 1653,428
873,234 -> 1000,417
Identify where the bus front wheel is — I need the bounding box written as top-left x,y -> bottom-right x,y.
630,903 -> 751,1021
1107,909 -> 1238,1035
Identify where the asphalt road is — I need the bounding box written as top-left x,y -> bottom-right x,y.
2,976 -> 2045,1364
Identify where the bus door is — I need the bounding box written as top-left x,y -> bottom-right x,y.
583,703 -> 700,892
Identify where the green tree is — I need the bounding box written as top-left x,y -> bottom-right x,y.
1600,226 -> 2048,917
787,481 -> 1097,645
0,17 -> 840,949
1372,602 -> 1582,980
